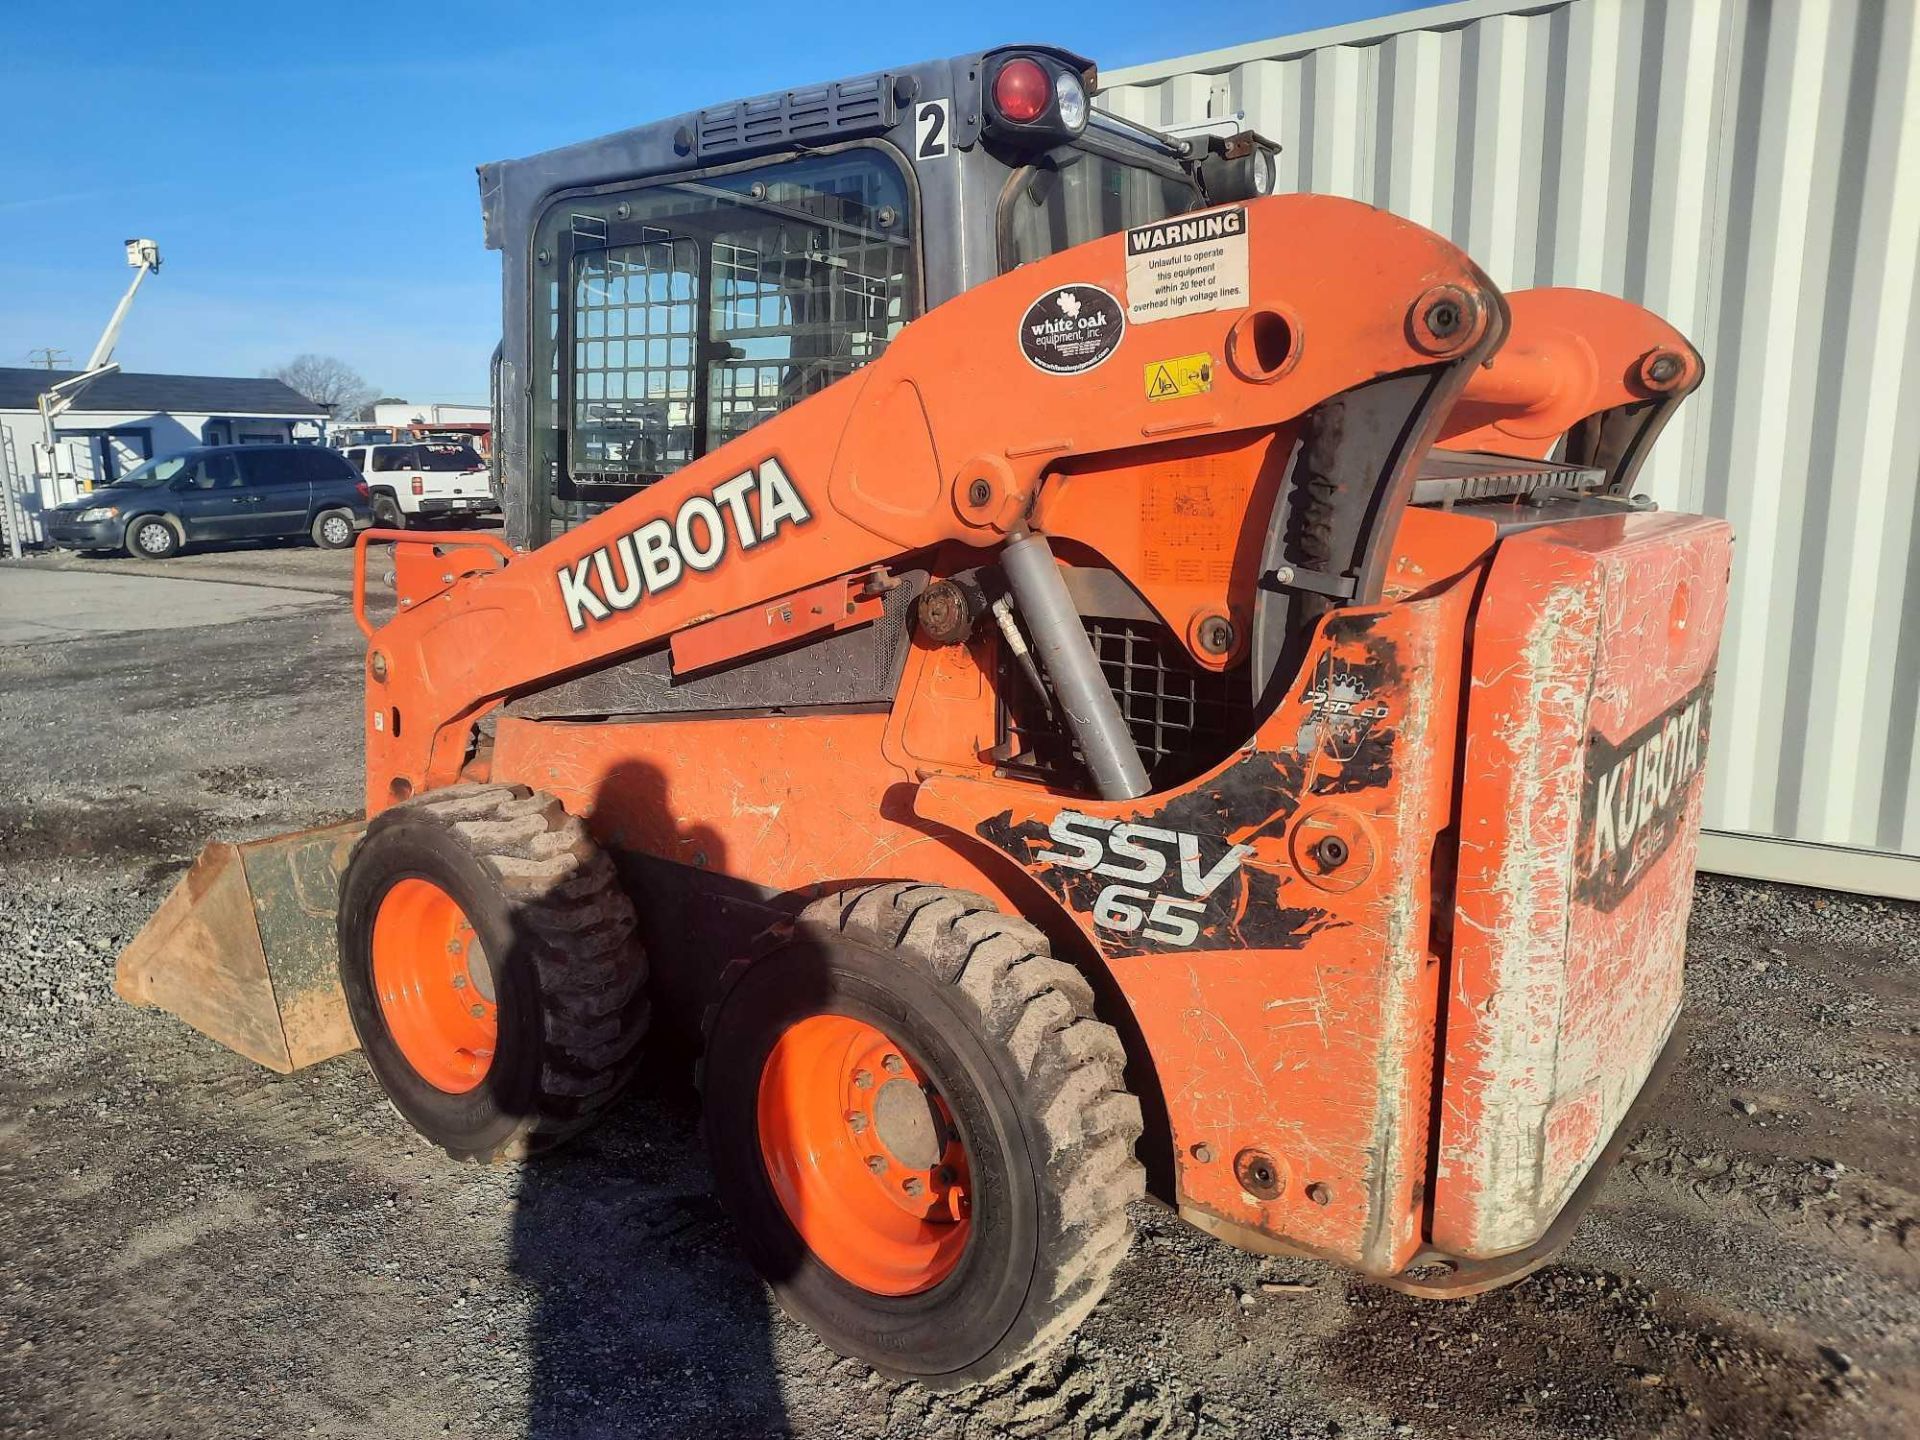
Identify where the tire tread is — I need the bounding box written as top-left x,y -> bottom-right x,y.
774,882 -> 1145,1385
346,784 -> 647,1162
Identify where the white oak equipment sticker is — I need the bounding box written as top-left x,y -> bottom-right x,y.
1123,207 -> 1250,323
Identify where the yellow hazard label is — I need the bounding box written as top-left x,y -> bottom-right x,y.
1145,353 -> 1213,401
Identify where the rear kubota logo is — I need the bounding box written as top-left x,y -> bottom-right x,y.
1036,812 -> 1253,947
556,457 -> 811,631
1578,677 -> 1714,910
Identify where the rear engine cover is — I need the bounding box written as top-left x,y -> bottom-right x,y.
1434,512 -> 1731,1257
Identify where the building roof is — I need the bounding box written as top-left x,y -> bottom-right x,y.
0,366 -> 329,417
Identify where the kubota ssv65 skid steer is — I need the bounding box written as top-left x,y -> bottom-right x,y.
117,46 -> 1729,1387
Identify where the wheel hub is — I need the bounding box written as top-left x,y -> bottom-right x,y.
872,1077 -> 941,1169
370,877 -> 495,1094
757,1013 -> 972,1295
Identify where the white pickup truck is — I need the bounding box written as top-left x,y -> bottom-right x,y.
342,440 -> 499,529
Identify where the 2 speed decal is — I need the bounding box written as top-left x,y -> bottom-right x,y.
555,456 -> 810,631
1035,811 -> 1253,947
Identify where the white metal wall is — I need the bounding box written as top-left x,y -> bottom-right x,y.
1104,0 -> 1920,891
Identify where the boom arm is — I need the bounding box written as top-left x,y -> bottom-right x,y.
38,239 -> 162,449
359,194 -> 1683,812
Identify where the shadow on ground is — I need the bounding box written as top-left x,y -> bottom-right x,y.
511,1044 -> 791,1438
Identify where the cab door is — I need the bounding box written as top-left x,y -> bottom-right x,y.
534,146 -> 917,526
234,450 -> 313,537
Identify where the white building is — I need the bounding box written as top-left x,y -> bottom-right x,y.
1105,0 -> 1920,899
372,400 -> 488,428
0,367 -> 327,549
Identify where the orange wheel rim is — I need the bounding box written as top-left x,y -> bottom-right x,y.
757,1014 -> 973,1296
371,878 -> 496,1094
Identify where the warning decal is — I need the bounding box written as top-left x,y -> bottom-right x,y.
1124,206 -> 1250,323
1145,353 -> 1213,401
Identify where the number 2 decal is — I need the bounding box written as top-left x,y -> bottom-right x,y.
915,99 -> 950,160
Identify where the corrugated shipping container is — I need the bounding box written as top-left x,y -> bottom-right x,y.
1102,0 -> 1920,898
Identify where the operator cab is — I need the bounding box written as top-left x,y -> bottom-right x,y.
480,46 -> 1275,547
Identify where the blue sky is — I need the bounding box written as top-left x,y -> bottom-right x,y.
0,0 -> 1415,403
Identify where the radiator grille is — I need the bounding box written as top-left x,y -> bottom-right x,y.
999,617 -> 1252,789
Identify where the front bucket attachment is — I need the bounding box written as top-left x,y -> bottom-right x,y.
115,820 -> 366,1073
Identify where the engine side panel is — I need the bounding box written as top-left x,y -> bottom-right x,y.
919,584 -> 1475,1277
1434,512 -> 1731,1257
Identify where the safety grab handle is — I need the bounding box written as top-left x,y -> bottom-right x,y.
352,528 -> 516,637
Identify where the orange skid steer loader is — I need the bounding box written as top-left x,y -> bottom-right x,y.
116,47 -> 1730,1387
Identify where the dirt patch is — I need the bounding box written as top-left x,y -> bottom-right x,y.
0,793 -> 217,863
1323,1268 -> 1856,1438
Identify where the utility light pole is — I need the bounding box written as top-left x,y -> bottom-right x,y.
25,348 -> 70,371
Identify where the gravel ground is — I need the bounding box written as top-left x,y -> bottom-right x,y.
0,547 -> 1914,1439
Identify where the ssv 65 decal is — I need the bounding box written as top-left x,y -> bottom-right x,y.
556,457 -> 811,632
975,752 -> 1345,958
1036,811 -> 1254,948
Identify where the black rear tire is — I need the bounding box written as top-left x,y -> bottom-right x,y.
702,882 -> 1143,1388
337,784 -> 649,1161
371,494 -> 406,530
313,509 -> 356,548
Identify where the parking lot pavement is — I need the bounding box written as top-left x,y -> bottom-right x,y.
8,519 -> 505,600
0,563 -> 334,644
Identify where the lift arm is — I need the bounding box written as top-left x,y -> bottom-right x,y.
356,195 -> 1692,813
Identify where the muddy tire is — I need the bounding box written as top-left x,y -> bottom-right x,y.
337,783 -> 648,1162
702,882 -> 1143,1389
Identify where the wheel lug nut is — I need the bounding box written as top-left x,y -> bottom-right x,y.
866,1155 -> 887,1175
846,1111 -> 868,1133
447,940 -> 462,954
903,1177 -> 924,1197
452,974 -> 468,989
469,1004 -> 485,1018
853,1069 -> 874,1090
882,1054 -> 904,1075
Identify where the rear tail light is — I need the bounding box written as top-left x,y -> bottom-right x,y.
355,481 -> 370,500
984,53 -> 1091,141
992,58 -> 1050,124
411,478 -> 424,496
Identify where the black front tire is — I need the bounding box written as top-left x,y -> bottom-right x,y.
702,883 -> 1144,1389
337,784 -> 650,1161
125,516 -> 179,559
